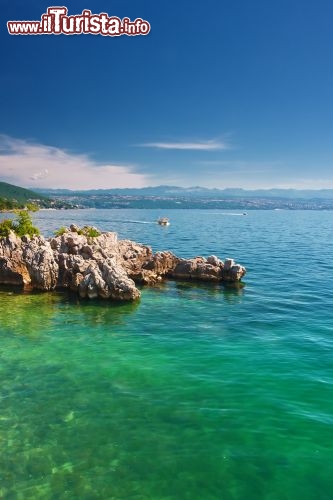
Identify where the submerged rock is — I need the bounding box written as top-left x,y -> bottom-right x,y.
0,227 -> 246,301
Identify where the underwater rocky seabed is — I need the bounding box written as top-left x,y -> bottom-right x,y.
1,209 -> 333,499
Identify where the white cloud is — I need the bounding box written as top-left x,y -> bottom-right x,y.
0,135 -> 150,189
140,139 -> 228,151
2,135 -> 331,191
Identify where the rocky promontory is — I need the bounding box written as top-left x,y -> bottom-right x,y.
0,226 -> 246,301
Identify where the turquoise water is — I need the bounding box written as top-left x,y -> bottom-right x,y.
1,209 -> 333,499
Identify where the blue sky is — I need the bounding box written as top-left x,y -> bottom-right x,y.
1,0 -> 333,189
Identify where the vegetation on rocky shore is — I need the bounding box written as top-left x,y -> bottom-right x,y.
0,210 -> 40,237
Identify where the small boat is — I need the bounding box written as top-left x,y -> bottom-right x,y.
157,217 -> 170,226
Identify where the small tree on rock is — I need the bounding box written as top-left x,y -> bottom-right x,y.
14,210 -> 40,237
0,210 -> 40,238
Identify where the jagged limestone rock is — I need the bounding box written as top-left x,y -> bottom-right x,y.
0,228 -> 246,301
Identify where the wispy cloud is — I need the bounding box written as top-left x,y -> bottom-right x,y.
0,135 -> 150,189
140,139 -> 229,151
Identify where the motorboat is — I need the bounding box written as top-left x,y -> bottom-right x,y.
157,217 -> 170,226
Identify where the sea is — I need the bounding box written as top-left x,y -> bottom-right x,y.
1,209 -> 333,499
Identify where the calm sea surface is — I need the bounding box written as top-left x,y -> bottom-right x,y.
1,209 -> 333,499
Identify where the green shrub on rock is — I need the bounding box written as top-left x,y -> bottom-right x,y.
13,211 -> 40,237
54,226 -> 68,237
78,226 -> 101,238
0,211 -> 39,238
54,224 -> 101,238
0,218 -> 15,237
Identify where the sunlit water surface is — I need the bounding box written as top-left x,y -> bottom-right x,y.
1,209 -> 333,499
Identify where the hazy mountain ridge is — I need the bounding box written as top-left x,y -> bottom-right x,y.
35,185 -> 333,200
32,185 -> 333,210
3,182 -> 333,210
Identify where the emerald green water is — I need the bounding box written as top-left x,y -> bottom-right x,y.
1,210 -> 333,499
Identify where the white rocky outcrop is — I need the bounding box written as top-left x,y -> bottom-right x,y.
0,227 -> 246,301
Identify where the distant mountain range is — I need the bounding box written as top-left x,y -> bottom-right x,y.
3,182 -> 333,211
35,185 -> 333,200
31,184 -> 333,210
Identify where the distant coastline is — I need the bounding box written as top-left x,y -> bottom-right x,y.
29,195 -> 333,211
3,180 -> 333,211
35,186 -> 333,210
2,197 -> 333,211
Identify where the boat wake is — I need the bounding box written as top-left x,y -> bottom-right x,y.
207,213 -> 248,216
111,219 -> 156,225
